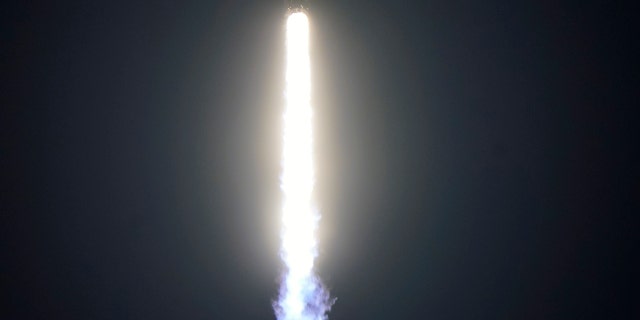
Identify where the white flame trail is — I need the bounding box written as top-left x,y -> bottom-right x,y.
275,12 -> 333,320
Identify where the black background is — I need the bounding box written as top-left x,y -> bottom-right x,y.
2,0 -> 637,319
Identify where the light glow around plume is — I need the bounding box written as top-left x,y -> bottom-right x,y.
275,12 -> 333,320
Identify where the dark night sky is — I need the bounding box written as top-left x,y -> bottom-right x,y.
2,0 -> 637,319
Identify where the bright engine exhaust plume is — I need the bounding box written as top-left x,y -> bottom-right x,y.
274,11 -> 333,320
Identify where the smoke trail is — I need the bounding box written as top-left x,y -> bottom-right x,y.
275,12 -> 333,320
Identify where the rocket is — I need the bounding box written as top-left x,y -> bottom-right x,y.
286,0 -> 310,12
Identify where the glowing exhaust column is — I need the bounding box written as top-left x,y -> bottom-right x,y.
276,12 -> 332,320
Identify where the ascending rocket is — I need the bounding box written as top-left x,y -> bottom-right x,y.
286,0 -> 310,12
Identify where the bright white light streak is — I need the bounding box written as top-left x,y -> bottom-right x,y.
275,12 -> 333,320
